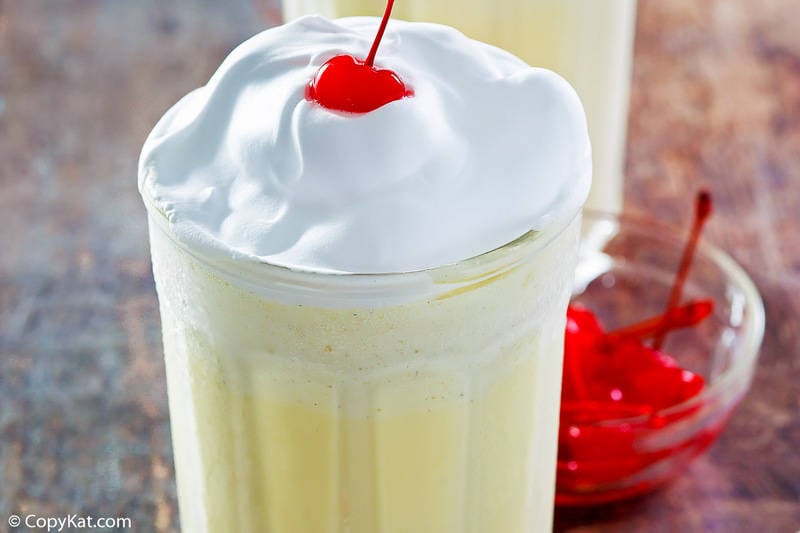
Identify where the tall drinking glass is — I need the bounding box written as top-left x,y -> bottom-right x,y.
283,0 -> 636,215
143,190 -> 582,531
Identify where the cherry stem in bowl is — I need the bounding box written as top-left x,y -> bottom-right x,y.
605,299 -> 714,346
653,190 -> 713,350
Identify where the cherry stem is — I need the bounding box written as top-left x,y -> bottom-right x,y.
605,299 -> 714,346
653,190 -> 713,351
365,0 -> 395,67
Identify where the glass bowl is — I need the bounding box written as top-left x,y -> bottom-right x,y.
555,210 -> 765,506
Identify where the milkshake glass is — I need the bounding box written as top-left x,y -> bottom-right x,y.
145,201 -> 581,532
283,0 -> 636,214
139,15 -> 591,532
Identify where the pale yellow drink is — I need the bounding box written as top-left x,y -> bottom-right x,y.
284,0 -> 636,214
147,206 -> 581,532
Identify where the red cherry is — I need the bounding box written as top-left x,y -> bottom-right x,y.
306,55 -> 412,113
584,339 -> 705,410
558,402 -> 653,488
562,304 -> 606,403
566,304 -> 604,340
306,0 -> 413,113
563,302 -> 708,409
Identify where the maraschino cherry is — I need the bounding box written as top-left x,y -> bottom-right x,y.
558,190 -> 716,503
306,0 -> 413,113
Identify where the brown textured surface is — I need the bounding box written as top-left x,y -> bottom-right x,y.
0,1 -> 798,531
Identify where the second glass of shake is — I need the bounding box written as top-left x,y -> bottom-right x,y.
140,10 -> 591,533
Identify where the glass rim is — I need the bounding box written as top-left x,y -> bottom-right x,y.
143,191 -> 582,302
573,209 -> 766,425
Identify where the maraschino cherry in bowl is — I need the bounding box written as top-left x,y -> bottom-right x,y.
556,194 -> 765,506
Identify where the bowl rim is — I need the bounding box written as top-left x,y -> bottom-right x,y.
572,209 -> 766,426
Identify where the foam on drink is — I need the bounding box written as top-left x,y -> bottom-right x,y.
139,16 -> 590,274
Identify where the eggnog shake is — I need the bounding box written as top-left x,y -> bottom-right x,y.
140,14 -> 590,533
284,0 -> 636,214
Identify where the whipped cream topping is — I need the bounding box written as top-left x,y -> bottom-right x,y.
139,16 -> 591,274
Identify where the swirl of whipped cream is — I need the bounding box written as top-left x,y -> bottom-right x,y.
139,15 -> 591,274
